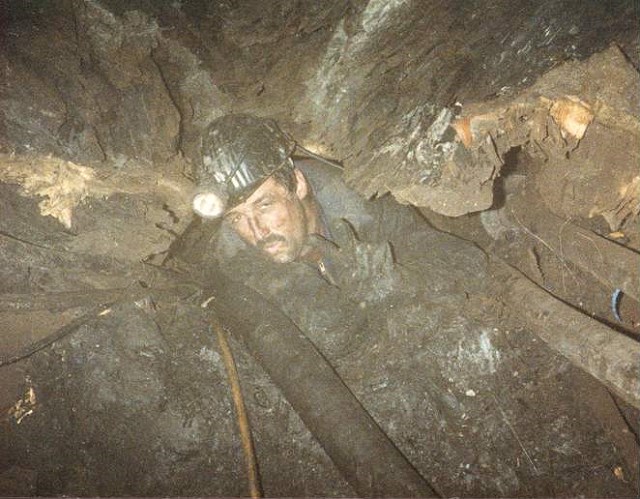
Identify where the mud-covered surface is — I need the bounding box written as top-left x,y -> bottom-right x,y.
0,188 -> 637,496
1,0 -> 640,497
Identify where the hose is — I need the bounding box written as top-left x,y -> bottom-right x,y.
211,315 -> 263,498
0,302 -> 116,367
203,268 -> 440,497
0,283 -> 198,367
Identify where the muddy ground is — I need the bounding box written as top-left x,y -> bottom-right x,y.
1,1 -> 639,497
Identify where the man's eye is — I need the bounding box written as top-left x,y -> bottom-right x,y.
228,215 -> 242,226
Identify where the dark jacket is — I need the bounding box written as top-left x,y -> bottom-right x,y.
210,157 -> 486,358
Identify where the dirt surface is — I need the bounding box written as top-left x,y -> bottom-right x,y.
1,0 -> 639,497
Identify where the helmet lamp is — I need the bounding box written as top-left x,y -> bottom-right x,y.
192,187 -> 228,219
192,114 -> 296,219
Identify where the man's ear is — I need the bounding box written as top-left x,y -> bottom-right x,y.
293,168 -> 309,200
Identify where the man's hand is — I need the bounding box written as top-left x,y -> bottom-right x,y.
308,219 -> 400,302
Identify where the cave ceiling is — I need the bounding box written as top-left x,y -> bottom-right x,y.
1,0 -> 638,222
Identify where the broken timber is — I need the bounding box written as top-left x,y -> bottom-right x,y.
496,258 -> 640,409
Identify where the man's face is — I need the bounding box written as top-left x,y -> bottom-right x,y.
225,171 -> 309,263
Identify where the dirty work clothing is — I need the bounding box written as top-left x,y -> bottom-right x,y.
214,158 -> 487,305
210,157 -> 487,359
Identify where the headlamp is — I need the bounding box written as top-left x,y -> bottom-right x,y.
192,186 -> 228,219
193,114 -> 298,220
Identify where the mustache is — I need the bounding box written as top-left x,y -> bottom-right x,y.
256,234 -> 286,250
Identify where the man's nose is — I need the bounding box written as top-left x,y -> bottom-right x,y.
249,216 -> 269,242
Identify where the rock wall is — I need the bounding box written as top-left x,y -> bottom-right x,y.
2,0 -> 638,219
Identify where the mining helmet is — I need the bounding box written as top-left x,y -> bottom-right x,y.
192,114 -> 296,219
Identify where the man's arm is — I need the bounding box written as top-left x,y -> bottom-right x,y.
307,219 -> 401,303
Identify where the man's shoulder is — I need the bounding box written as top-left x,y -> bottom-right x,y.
295,158 -> 422,243
295,158 -> 382,238
294,157 -> 355,212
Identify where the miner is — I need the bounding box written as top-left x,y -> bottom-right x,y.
191,113 -> 416,304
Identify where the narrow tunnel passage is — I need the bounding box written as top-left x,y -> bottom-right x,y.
1,1 -> 639,496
